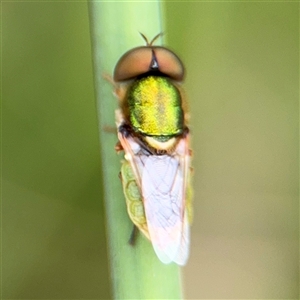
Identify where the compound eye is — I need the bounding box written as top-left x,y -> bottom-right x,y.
113,46 -> 184,82
114,47 -> 152,82
153,47 -> 184,81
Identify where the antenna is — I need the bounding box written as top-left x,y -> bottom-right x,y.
139,32 -> 164,46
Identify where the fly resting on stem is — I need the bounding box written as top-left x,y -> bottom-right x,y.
105,33 -> 193,266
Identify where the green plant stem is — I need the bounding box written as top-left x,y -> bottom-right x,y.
88,1 -> 183,299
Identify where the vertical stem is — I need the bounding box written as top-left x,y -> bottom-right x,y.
88,1 -> 183,299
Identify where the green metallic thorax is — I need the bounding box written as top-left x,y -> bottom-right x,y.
127,76 -> 183,140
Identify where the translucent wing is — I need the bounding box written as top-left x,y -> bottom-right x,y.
118,129 -> 191,265
142,152 -> 190,265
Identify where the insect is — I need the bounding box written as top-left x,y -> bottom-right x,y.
113,33 -> 193,265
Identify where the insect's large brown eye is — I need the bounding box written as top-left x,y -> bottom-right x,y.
113,46 -> 184,82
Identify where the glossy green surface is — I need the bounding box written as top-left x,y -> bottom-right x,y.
128,76 -> 183,139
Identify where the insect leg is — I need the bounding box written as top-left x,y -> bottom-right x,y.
128,225 -> 139,246
103,125 -> 117,134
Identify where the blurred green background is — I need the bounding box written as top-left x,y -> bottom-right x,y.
2,1 -> 298,299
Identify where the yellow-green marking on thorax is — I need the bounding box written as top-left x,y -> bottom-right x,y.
127,76 -> 183,140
